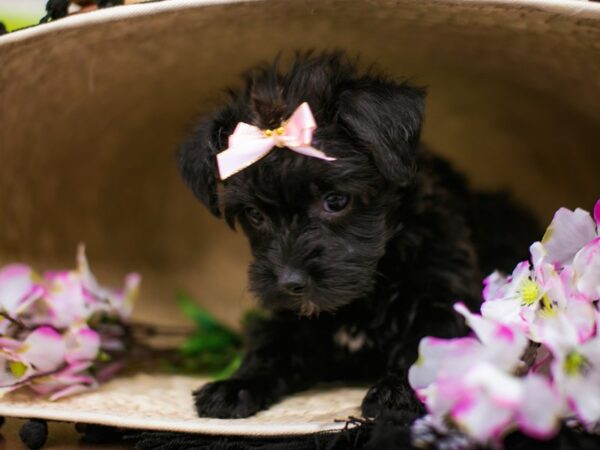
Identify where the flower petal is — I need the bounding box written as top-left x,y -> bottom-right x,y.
0,264 -> 42,316
0,337 -> 22,352
120,272 -> 141,318
564,298 -> 598,344
482,271 -> 508,302
542,207 -> 597,266
65,326 -> 100,364
77,244 -> 107,304
463,363 -> 523,407
455,303 -> 527,370
564,374 -> 600,423
481,298 -> 523,329
28,361 -> 95,396
452,392 -> 515,442
573,238 -> 600,301
517,374 -> 563,439
77,245 -> 141,320
534,313 -> 579,358
42,272 -> 91,328
408,336 -> 481,390
481,262 -> 538,331
530,242 -> 547,271
451,363 -> 524,442
20,327 -> 65,372
49,383 -> 94,401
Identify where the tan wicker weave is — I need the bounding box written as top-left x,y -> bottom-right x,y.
0,374 -> 366,435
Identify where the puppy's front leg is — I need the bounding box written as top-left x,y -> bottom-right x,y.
361,296 -> 472,420
360,331 -> 426,421
194,313 -> 333,418
361,371 -> 424,421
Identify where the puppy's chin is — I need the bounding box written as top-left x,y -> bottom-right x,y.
255,291 -> 360,318
299,300 -> 320,317
257,295 -> 322,317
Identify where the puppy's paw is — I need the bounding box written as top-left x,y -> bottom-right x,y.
193,378 -> 272,418
361,374 -> 424,420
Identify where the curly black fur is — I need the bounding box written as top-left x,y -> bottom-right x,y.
178,51 -> 539,421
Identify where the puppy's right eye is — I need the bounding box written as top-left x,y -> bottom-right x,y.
323,193 -> 350,213
245,207 -> 266,227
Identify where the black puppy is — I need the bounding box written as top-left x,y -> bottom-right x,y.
178,51 -> 538,420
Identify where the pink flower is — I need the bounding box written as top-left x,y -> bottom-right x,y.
1,327 -> 65,387
0,246 -> 140,400
38,271 -> 95,328
449,365 -> 562,442
76,245 -> 140,320
412,200 -> 600,444
28,361 -> 98,401
482,244 -> 597,344
409,304 -> 528,394
408,304 -> 563,443
481,261 -> 536,332
15,246 -> 140,328
537,311 -> 600,424
0,326 -> 102,400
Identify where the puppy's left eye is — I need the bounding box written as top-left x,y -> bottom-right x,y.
323,193 -> 350,213
245,207 -> 266,227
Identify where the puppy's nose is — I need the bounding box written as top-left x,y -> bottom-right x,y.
278,267 -> 307,296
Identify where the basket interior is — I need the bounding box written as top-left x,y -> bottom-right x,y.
1,0 -> 599,328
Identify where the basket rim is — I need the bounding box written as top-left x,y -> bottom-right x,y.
1,0 -> 600,47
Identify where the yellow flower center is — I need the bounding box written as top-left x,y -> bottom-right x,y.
520,279 -> 540,305
564,351 -> 588,376
9,361 -> 28,378
540,294 -> 557,317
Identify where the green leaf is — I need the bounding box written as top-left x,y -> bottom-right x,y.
181,332 -> 237,355
241,308 -> 270,327
177,293 -> 240,341
170,292 -> 243,377
213,353 -> 242,380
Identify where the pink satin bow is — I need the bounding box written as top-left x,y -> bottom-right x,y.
216,102 -> 336,180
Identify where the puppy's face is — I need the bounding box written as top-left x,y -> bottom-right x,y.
178,53 -> 425,315
222,140 -> 391,315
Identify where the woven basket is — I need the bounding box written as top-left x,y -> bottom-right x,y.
1,0 -> 600,437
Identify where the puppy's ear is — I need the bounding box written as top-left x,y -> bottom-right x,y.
177,118 -> 222,217
338,80 -> 425,185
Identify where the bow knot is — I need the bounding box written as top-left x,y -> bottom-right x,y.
264,126 -> 287,147
216,103 -> 335,180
